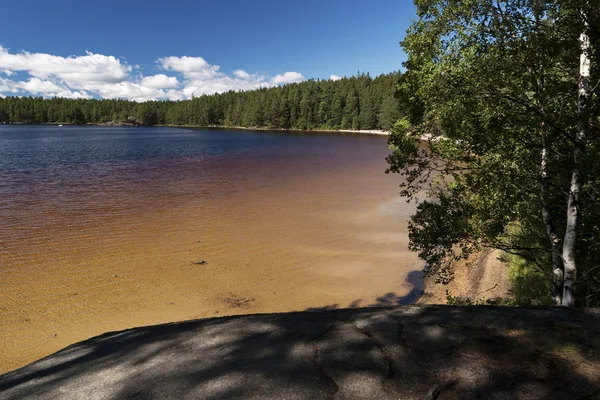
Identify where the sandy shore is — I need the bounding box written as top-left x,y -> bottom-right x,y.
334,129 -> 389,135
23,122 -> 393,136
0,135 -> 418,373
35,123 -> 392,136
214,125 -> 390,136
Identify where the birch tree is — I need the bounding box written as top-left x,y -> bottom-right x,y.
561,3 -> 591,307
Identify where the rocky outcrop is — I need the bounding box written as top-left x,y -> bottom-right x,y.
1,306 -> 599,399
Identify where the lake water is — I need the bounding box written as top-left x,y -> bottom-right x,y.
0,126 -> 383,233
0,125 -> 421,372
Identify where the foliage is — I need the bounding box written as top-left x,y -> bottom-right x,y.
387,0 -> 600,306
0,72 -> 401,131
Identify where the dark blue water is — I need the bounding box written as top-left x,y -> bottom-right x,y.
0,125 -> 378,173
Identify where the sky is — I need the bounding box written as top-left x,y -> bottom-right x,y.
0,0 -> 416,101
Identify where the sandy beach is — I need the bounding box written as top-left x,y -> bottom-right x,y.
221,126 -> 390,136
0,132 -> 418,373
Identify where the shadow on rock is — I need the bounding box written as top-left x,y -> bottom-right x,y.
1,306 -> 600,399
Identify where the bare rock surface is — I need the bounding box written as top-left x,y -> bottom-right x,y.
1,306 -> 600,400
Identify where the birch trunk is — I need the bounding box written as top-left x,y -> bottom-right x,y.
562,21 -> 590,307
535,39 -> 564,305
540,131 -> 564,306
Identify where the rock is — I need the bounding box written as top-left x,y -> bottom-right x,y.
192,260 -> 207,265
3,307 -> 600,400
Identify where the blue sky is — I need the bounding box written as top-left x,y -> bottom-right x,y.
0,0 -> 416,101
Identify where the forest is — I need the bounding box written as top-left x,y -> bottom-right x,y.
0,72 -> 401,131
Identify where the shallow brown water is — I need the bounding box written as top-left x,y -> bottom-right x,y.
0,126 -> 420,372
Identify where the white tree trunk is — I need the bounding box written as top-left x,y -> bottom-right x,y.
540,133 -> 564,306
562,23 -> 590,307
537,64 -> 564,306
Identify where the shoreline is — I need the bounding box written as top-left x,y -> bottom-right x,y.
222,126 -> 390,136
2,122 -> 390,136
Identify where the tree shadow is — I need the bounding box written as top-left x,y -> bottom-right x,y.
1,306 -> 599,399
305,270 -> 424,312
372,270 -> 425,306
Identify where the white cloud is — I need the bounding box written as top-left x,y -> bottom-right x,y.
0,46 -> 131,89
330,74 -> 342,81
93,82 -> 169,102
159,56 -> 220,80
271,71 -> 304,85
159,56 -> 302,96
233,69 -> 250,80
0,76 -> 92,99
0,77 -> 16,92
18,77 -> 64,94
140,74 -> 179,89
0,46 -> 306,101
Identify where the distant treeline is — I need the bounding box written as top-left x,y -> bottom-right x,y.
0,72 -> 401,131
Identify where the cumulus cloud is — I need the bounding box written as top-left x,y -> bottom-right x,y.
92,82 -> 167,102
0,77 -> 17,93
160,56 -> 303,96
18,77 -> 64,94
233,69 -> 250,80
0,76 -> 92,99
271,71 -> 304,85
159,56 -> 220,80
140,74 -> 179,89
330,74 -> 342,81
0,46 -> 131,88
0,46 -> 305,101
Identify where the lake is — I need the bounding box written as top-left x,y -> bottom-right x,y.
0,125 -> 421,372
